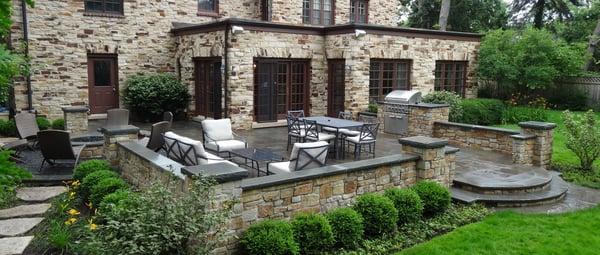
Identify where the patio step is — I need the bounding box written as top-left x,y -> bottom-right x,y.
451,174 -> 568,207
452,166 -> 553,195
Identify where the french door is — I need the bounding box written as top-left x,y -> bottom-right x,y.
195,58 -> 222,119
327,59 -> 345,117
254,59 -> 309,122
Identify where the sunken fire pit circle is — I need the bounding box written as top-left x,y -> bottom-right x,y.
71,134 -> 104,159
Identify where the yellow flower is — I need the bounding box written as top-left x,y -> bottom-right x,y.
89,223 -> 98,231
67,209 -> 80,216
71,180 -> 81,187
64,218 -> 77,225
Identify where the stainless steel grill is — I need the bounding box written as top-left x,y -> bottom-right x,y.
383,90 -> 422,135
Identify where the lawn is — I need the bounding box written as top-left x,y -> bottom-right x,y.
399,205 -> 600,255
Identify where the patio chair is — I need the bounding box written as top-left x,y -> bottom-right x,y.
201,119 -> 247,155
38,130 -> 86,171
305,120 -> 336,143
162,131 -> 236,166
268,141 -> 329,174
15,112 -> 40,147
358,114 -> 378,124
106,108 -> 129,126
287,116 -> 307,151
137,121 -> 170,152
140,111 -> 173,137
287,110 -> 305,119
323,111 -> 353,133
344,123 -> 380,160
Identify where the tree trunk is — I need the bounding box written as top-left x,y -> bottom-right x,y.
533,0 -> 546,28
439,0 -> 451,31
584,18 -> 600,71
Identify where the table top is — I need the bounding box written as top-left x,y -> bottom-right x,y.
230,148 -> 284,162
302,116 -> 364,129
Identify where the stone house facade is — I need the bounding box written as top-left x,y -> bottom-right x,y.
10,0 -> 481,129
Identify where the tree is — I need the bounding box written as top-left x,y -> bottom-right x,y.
585,18 -> 600,71
405,0 -> 508,32
510,0 -> 583,28
563,110 -> 600,171
438,0 -> 451,31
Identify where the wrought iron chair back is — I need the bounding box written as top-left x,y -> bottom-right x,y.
291,144 -> 329,171
287,116 -> 304,136
338,111 -> 353,120
162,135 -> 201,166
304,119 -> 319,141
359,123 -> 380,143
287,110 -> 305,119
358,114 -> 378,124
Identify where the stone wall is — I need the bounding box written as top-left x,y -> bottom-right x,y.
433,121 -> 519,154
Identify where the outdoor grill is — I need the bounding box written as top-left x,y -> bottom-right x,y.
383,90 -> 422,135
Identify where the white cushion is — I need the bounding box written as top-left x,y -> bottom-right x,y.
346,135 -> 376,144
205,140 -> 246,152
289,130 -> 307,137
340,129 -> 360,137
322,127 -> 337,132
306,132 -> 336,141
268,161 -> 292,173
164,132 -> 208,165
202,119 -> 234,141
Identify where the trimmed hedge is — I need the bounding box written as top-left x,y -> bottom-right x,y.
36,117 -> 50,130
501,106 -> 548,124
291,213 -> 334,254
98,189 -> 132,214
73,160 -> 113,181
325,208 -> 364,250
412,181 -> 451,217
353,193 -> 398,238
123,73 -> 190,121
51,118 -> 65,130
89,177 -> 129,207
384,188 -> 424,225
458,98 -> 505,125
80,170 -> 120,202
422,91 -> 464,122
241,220 -> 299,255
0,119 -> 16,137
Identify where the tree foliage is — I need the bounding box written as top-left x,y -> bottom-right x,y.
510,0 -> 583,28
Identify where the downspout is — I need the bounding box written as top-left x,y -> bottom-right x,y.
21,0 -> 33,112
223,22 -> 230,118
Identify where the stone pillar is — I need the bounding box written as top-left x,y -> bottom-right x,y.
101,125 -> 140,166
510,134 -> 537,165
399,136 -> 453,187
518,121 -> 557,169
407,104 -> 449,137
62,106 -> 89,135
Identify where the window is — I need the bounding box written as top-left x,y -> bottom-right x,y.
369,60 -> 411,103
350,0 -> 368,23
434,61 -> 467,96
303,0 -> 334,25
84,0 -> 123,15
198,0 -> 218,13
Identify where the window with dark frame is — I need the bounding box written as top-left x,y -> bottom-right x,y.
84,0 -> 124,15
302,0 -> 334,25
434,61 -> 467,97
369,60 -> 411,103
350,0 -> 368,23
198,0 -> 218,13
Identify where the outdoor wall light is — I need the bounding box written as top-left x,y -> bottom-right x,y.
355,29 -> 367,38
232,26 -> 245,35
345,65 -> 353,71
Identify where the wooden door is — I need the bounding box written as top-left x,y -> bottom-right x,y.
88,55 -> 119,114
195,58 -> 222,119
327,59 -> 345,117
255,60 -> 277,122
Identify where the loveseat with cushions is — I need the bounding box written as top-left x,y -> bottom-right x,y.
163,132 -> 237,167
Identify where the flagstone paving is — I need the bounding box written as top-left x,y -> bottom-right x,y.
0,236 -> 34,255
0,204 -> 51,219
16,186 -> 66,202
0,218 -> 44,237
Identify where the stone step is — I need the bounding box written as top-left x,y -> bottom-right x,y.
0,218 -> 44,237
451,175 -> 569,207
16,186 -> 67,202
0,236 -> 34,255
453,166 -> 552,195
0,204 -> 51,220
24,174 -> 73,186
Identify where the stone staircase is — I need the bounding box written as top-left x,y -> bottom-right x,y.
0,186 -> 66,255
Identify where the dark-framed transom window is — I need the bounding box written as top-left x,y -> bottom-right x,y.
434,61 -> 467,97
369,60 -> 411,103
84,0 -> 124,15
302,0 -> 334,25
198,0 -> 219,13
350,0 -> 368,23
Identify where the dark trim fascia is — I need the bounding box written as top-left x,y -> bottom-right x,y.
171,18 -> 483,41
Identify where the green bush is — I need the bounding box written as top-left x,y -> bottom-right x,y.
123,73 -> 190,121
80,170 -> 120,202
325,208 -> 364,250
412,181 -> 451,217
384,188 -> 424,225
501,106 -> 549,124
563,110 -> 600,171
36,117 -> 50,130
52,118 -> 65,130
0,150 -> 31,208
241,220 -> 299,255
422,91 -> 464,122
458,98 -> 505,125
89,177 -> 129,207
547,86 -> 589,111
291,213 -> 334,254
353,193 -> 398,238
368,104 -> 379,113
0,119 -> 16,137
73,160 -> 113,182
98,189 -> 132,214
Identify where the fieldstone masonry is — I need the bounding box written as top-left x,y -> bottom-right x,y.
62,106 -> 89,135
399,136 -> 455,187
101,125 -> 139,166
518,121 -> 557,169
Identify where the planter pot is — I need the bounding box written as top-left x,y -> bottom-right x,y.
358,111 -> 377,117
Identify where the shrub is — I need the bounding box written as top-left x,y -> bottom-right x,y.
73,160 -> 113,182
412,181 -> 451,217
0,119 -> 16,137
98,189 -> 132,214
241,220 -> 299,255
547,86 -> 589,111
384,188 -> 424,225
88,178 -> 230,254
52,118 -> 65,130
353,193 -> 398,238
123,73 -> 190,121
368,104 -> 379,113
501,106 -> 549,124
89,177 -> 129,207
80,170 -> 119,202
458,98 -> 505,125
324,208 -> 364,249
36,117 -> 51,130
563,110 -> 600,171
0,150 -> 31,208
422,91 -> 464,122
291,213 -> 334,254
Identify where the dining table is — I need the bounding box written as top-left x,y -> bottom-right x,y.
301,116 -> 364,159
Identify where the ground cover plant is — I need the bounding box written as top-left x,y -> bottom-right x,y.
0,149 -> 31,208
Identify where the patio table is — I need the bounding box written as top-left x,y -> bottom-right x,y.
302,116 -> 364,159
229,148 -> 284,176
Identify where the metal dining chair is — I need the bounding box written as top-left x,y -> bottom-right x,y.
344,123 -> 380,160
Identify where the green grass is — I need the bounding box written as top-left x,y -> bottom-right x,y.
399,205 -> 600,255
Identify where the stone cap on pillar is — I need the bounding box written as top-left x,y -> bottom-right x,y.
399,136 -> 449,149
182,162 -> 248,183
62,106 -> 90,113
100,125 -> 140,135
518,121 -> 557,130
